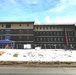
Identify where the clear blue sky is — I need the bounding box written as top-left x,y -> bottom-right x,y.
0,0 -> 76,24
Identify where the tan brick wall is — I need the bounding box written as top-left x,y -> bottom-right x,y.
0,23 -> 33,29
34,26 -> 75,31
0,24 -> 5,29
34,26 -> 64,31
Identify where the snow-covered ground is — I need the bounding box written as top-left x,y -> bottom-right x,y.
0,49 -> 76,62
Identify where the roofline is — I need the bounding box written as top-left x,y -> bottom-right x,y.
0,21 -> 34,24
34,23 -> 75,26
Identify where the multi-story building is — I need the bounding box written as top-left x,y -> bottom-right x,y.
34,24 -> 76,49
0,22 -> 34,49
0,21 -> 76,49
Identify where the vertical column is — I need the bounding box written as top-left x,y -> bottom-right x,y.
64,28 -> 68,48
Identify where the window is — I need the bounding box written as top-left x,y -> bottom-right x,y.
5,36 -> 10,39
43,32 -> 45,36
68,38 -> 71,41
57,32 -> 59,36
27,30 -> 29,32
19,30 -> 22,34
1,30 -> 3,32
44,38 -> 46,41
40,27 -> 41,29
40,32 -> 42,35
36,32 -> 39,36
50,32 -> 52,35
72,38 -> 74,41
5,30 -> 11,34
60,32 -> 63,35
47,38 -> 50,41
53,27 -> 55,29
67,32 -> 70,36
2,24 -> 4,27
19,30 -> 21,31
58,38 -> 60,41
47,32 -> 49,36
40,38 -> 42,41
19,36 -> 21,39
46,27 -> 48,29
62,44 -> 65,48
54,38 -> 56,41
57,27 -> 59,29
61,38 -> 64,41
27,36 -> 29,39
72,44 -> 75,47
58,44 -> 61,46
53,32 -> 56,36
60,27 -> 63,29
43,27 -> 45,29
37,38 -> 39,41
0,30 -> 3,34
6,24 -> 11,28
27,24 -> 29,26
71,32 -> 73,35
50,38 -> 53,41
0,36 -> 3,40
36,27 -> 38,29
50,27 -> 51,29
19,24 -> 21,26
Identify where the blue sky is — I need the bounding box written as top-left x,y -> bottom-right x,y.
0,0 -> 76,24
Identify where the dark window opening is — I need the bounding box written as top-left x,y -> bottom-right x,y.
27,24 -> 29,26
5,30 -> 11,34
50,27 -> 51,29
47,27 -> 48,29
36,27 -> 38,29
2,24 -> 4,27
40,27 -> 41,29
6,24 -> 11,28
43,27 -> 45,29
5,36 -> 10,39
19,24 -> 21,26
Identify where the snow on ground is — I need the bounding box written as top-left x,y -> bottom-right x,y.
0,49 -> 76,62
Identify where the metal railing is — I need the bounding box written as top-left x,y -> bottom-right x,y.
0,44 -> 75,50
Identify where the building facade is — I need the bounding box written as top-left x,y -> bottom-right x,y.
0,22 -> 76,49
